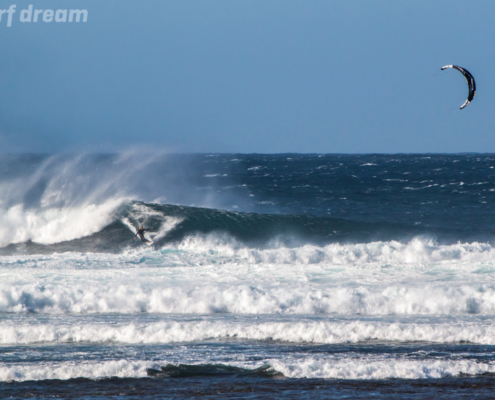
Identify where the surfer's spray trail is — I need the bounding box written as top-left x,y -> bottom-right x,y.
2,154 -> 495,397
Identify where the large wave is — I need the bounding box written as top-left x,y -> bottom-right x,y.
3,153 -> 487,254
0,153 -> 251,253
0,199 -> 433,254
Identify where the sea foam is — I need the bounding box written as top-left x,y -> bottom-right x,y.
1,316 -> 495,345
0,360 -> 153,382
270,356 -> 495,380
2,236 -> 495,316
1,274 -> 495,315
1,356 -> 495,382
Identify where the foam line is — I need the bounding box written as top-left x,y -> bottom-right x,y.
178,234 -> 495,265
2,279 -> 495,315
1,317 -> 495,345
2,357 -> 495,381
270,357 -> 495,380
0,360 -> 154,382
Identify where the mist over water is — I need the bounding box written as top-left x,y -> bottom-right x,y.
2,153 -> 495,397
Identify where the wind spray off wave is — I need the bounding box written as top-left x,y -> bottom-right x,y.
0,201 -> 121,247
0,153 -> 228,251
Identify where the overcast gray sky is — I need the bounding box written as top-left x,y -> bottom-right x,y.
0,0 -> 494,153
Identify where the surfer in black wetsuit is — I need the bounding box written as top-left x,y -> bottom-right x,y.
135,225 -> 154,243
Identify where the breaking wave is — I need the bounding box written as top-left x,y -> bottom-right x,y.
0,153 -> 487,254
2,237 -> 495,316
1,280 -> 495,315
0,199 -> 465,255
2,316 -> 495,345
2,358 -> 495,382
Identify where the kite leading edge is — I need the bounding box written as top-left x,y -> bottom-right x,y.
441,65 -> 476,109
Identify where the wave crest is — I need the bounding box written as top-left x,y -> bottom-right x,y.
179,234 -> 495,265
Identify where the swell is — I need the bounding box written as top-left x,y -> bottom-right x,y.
1,152 -> 494,254
0,201 -> 450,255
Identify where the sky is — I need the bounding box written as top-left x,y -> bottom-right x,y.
0,0 -> 494,153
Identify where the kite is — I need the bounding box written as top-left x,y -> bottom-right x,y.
441,65 -> 476,109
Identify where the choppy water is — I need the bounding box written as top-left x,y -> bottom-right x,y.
2,153 -> 495,398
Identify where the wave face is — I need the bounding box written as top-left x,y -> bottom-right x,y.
0,201 -> 429,255
1,153 -> 495,252
3,153 -> 495,392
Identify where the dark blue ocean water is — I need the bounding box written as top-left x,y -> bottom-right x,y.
1,153 -> 495,398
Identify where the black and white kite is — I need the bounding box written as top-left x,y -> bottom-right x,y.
441,65 -> 476,109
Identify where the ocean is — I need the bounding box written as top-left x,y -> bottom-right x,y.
2,153 -> 495,398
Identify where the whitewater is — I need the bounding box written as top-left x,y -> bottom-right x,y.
2,153 -> 495,398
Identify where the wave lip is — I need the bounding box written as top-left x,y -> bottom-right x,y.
0,200 -> 123,248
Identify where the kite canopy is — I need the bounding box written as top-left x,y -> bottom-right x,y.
441,65 -> 476,109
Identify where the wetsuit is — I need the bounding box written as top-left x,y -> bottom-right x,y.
135,228 -> 153,242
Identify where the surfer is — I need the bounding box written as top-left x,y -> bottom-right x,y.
135,225 -> 154,243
